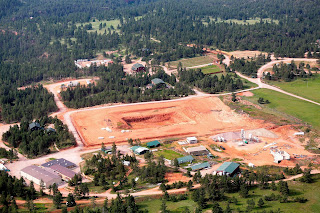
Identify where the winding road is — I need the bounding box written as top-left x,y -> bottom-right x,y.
235,58 -> 320,106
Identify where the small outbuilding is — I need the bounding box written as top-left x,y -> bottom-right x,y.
176,155 -> 194,165
134,147 -> 149,155
215,162 -> 240,176
0,164 -> 9,171
147,140 -> 160,148
101,146 -> 112,154
187,137 -> 198,144
130,146 -> 149,155
190,162 -> 210,171
131,63 -> 146,72
29,122 -> 41,131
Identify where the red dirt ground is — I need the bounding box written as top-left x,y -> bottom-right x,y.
71,96 -> 267,147
237,91 -> 254,97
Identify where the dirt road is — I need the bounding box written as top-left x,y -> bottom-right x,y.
235,58 -> 320,106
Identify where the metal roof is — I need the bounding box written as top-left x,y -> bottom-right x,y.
186,146 -> 208,153
131,63 -> 144,70
191,162 -> 210,171
49,164 -> 76,179
176,155 -> 194,164
135,147 -> 149,154
41,158 -> 76,168
151,78 -> 165,85
216,162 -> 240,174
21,165 -> 60,183
130,146 -> 141,152
29,122 -> 40,130
147,140 -> 160,147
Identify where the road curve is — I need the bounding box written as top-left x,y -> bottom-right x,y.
235,58 -> 320,106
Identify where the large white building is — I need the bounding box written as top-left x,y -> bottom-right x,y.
20,165 -> 62,188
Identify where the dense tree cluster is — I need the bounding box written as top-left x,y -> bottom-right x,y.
2,116 -> 75,157
133,153 -> 167,184
61,65 -> 193,108
0,148 -> 17,160
229,54 -> 271,77
83,144 -> 139,191
0,85 -> 57,123
0,171 -> 37,211
265,61 -> 313,81
178,68 -> 244,93
0,0 -> 319,123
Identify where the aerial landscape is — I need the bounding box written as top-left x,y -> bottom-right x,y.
0,0 -> 320,212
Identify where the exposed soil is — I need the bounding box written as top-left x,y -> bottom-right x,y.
237,91 -> 254,97
71,96 -> 268,147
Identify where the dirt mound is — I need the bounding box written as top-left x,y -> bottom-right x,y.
122,112 -> 174,124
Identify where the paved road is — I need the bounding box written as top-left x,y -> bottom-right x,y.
235,58 -> 320,106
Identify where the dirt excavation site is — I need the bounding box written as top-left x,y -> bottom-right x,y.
71,96 -> 314,166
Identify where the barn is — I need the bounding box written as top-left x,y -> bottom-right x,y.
131,63 -> 146,72
215,162 -> 240,176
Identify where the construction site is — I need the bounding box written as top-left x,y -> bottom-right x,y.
71,95 -> 314,167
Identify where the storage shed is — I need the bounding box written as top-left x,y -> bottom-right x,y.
215,162 -> 240,176
131,63 -> 146,72
176,155 -> 194,165
147,140 -> 160,148
187,137 -> 198,144
190,162 -> 210,171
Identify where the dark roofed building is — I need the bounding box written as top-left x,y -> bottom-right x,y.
42,158 -> 76,169
49,164 -> 77,180
151,78 -> 165,85
147,140 -> 160,148
46,128 -> 56,134
131,63 -> 146,72
215,162 -> 240,176
29,122 -> 41,131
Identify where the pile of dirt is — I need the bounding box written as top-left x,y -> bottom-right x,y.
122,112 -> 174,124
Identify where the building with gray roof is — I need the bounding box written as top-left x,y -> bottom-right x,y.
49,164 -> 77,180
41,158 -> 76,169
20,165 -> 62,188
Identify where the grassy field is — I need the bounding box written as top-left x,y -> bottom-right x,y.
266,74 -> 320,103
248,89 -> 320,129
138,174 -> 320,213
200,65 -> 222,74
169,56 -> 213,68
203,17 -> 279,25
154,149 -> 184,160
76,19 -> 121,34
